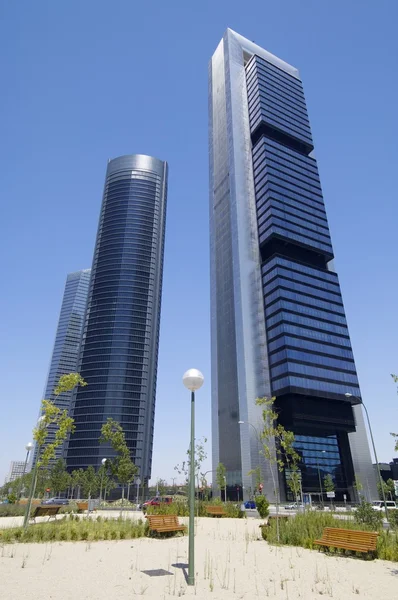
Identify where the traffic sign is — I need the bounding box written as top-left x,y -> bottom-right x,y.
326,491 -> 335,498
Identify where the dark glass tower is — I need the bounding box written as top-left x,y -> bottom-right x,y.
209,30 -> 377,502
33,269 -> 91,465
66,155 -> 168,484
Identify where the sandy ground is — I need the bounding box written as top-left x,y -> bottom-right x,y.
0,515 -> 396,600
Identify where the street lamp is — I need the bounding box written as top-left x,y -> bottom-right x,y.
17,442 -> 33,502
183,368 -> 204,587
99,458 -> 107,503
345,392 -> 388,520
238,420 -> 261,495
317,450 -> 326,506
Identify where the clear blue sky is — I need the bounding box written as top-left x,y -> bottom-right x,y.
1,1 -> 397,485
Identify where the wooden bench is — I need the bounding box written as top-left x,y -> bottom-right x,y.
206,506 -> 226,517
31,505 -> 61,522
76,502 -> 89,513
145,515 -> 186,535
314,527 -> 379,557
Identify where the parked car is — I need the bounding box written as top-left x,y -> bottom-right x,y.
371,500 -> 396,511
284,503 -> 304,510
244,500 -> 256,509
42,497 -> 69,506
142,496 -> 173,511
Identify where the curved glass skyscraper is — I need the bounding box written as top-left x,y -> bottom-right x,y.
66,155 -> 168,484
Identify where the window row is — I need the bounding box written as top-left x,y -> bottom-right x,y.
266,312 -> 349,337
263,265 -> 340,294
271,374 -> 360,397
259,225 -> 332,255
246,67 -> 307,109
258,208 -> 330,240
257,180 -> 325,211
264,287 -> 344,313
250,112 -> 313,146
257,191 -> 327,222
249,97 -> 311,136
265,299 -> 347,325
270,362 -> 358,385
266,322 -> 350,347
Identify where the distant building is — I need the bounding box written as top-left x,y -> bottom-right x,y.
390,458 -> 398,480
32,269 -> 91,465
5,461 -> 28,484
374,460 -> 398,483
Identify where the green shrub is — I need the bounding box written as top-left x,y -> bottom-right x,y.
387,510 -> 398,529
263,510 -> 398,561
6,494 -> 17,505
354,501 -> 383,529
255,495 -> 270,519
376,530 -> 398,561
0,516 -> 146,544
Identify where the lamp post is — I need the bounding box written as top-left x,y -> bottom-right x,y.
345,392 -> 389,520
17,442 -> 33,502
99,458 -> 107,503
317,450 -> 326,507
238,420 -> 261,496
183,368 -> 204,587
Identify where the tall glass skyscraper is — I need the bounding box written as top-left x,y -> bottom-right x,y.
209,29 -> 377,502
33,269 -> 91,464
66,155 -> 168,485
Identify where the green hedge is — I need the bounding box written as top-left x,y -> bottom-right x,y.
0,515 -> 146,544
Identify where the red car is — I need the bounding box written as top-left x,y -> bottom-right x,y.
142,496 -> 173,511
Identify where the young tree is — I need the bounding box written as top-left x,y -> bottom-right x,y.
354,474 -> 364,500
323,473 -> 335,510
100,418 -> 138,502
377,478 -> 395,501
323,474 -> 335,493
70,469 -> 85,499
81,466 -> 100,499
174,436 -> 208,497
156,478 -> 167,497
248,464 -> 262,495
256,396 -> 300,541
286,467 -> 302,504
23,373 -> 87,528
49,459 -> 70,495
216,462 -> 227,502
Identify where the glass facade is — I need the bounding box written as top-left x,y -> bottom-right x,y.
209,29 -> 377,502
65,155 -> 167,485
32,270 -> 91,465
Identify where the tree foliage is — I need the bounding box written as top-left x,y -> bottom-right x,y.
49,459 -> 70,495
377,478 -> 396,501
215,462 -> 227,500
35,373 -> 87,467
323,473 -> 335,493
100,418 -> 138,498
256,396 -> 299,499
174,436 -> 208,490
